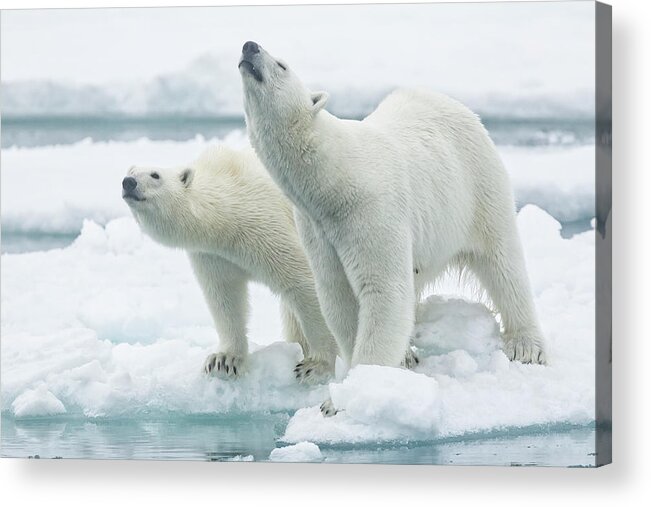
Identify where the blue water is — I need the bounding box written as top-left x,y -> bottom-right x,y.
1,414 -> 600,466
1,116 -> 246,149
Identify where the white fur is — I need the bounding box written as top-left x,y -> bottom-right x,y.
239,43 -> 547,370
123,146 -> 337,382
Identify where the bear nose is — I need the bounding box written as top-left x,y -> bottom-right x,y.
122,176 -> 137,191
242,41 -> 260,56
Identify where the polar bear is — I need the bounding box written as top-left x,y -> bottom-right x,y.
122,145 -> 337,383
238,41 -> 547,383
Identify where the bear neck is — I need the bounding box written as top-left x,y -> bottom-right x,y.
137,194 -> 228,252
247,108 -> 339,219
135,201 -> 191,248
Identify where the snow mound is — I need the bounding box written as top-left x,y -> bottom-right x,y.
283,367 -> 441,445
11,385 -> 67,417
414,296 -> 500,357
331,366 -> 441,434
269,442 -> 323,462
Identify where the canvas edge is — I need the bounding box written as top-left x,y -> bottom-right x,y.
595,0 -> 612,468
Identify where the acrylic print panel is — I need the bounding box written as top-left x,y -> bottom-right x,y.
0,1 -> 611,465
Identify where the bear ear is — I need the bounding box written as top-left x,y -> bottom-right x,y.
180,168 -> 194,187
310,91 -> 329,115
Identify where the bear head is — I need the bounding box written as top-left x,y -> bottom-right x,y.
122,165 -> 194,243
238,41 -> 329,127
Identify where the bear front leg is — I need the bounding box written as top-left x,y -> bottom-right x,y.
188,252 -> 250,378
338,227 -> 415,367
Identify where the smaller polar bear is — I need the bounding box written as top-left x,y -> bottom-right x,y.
238,42 -> 547,392
122,145 -> 337,383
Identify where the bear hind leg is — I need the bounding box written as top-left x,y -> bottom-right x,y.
468,239 -> 547,365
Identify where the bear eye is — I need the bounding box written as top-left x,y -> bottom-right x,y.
151,172 -> 160,179
277,61 -> 287,71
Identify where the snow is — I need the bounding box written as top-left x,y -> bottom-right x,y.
2,203 -> 595,446
11,385 -> 66,417
0,136 -> 594,237
269,442 -> 323,463
413,297 -> 500,358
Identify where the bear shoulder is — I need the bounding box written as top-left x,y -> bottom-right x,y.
364,88 -> 485,137
191,145 -> 275,188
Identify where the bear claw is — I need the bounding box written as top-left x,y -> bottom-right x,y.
294,358 -> 332,385
503,336 -> 547,365
401,347 -> 420,370
204,352 -> 246,379
320,398 -> 338,417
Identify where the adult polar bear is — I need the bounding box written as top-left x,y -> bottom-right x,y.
122,145 -> 337,383
238,41 -> 548,376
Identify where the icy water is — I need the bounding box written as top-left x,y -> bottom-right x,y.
1,221 -> 591,254
0,116 -> 247,149
1,414 -> 599,466
0,231 -> 80,254
0,115 -> 595,150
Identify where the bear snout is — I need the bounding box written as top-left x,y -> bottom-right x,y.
122,176 -> 137,191
242,41 -> 260,56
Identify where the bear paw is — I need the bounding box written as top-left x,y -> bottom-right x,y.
503,335 -> 547,365
320,398 -> 339,417
204,352 -> 246,378
294,358 -> 333,385
401,347 -> 420,370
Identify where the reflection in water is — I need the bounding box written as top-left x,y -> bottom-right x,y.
2,414 -> 288,462
319,427 -> 599,467
2,414 -> 599,466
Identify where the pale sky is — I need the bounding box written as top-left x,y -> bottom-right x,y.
1,2 -> 595,99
